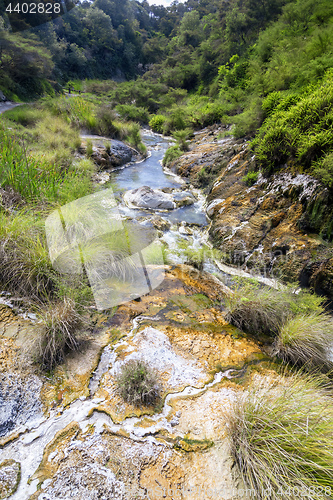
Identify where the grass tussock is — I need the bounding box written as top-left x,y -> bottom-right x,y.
115,359 -> 162,406
33,297 -> 82,370
0,211 -> 55,298
224,280 -> 326,338
273,313 -> 333,370
229,370 -> 333,500
225,285 -> 290,336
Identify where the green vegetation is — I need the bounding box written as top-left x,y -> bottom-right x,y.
225,284 -> 290,336
149,115 -> 167,134
162,145 -> 182,167
230,370 -> 333,499
273,313 -> 333,369
252,73 -> 333,179
115,359 -> 162,406
225,280 -> 326,337
242,171 -> 259,186
0,211 -> 54,298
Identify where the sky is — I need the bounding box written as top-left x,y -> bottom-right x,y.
145,0 -> 184,7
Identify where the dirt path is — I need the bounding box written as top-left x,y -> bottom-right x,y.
0,102 -> 21,115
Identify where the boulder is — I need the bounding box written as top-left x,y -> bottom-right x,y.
124,186 -> 176,210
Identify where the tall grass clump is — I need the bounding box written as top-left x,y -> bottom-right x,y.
0,211 -> 55,298
229,370 -> 333,499
0,124 -> 63,201
273,313 -> 333,370
225,283 -> 290,336
33,297 -> 82,370
225,280 -> 326,337
115,359 -> 162,406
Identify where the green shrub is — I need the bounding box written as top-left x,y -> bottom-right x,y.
273,313 -> 333,370
172,128 -> 192,152
149,114 -> 167,133
162,108 -> 188,135
33,297 -> 82,370
162,145 -> 182,167
229,370 -> 333,499
115,359 -> 161,406
242,171 -> 259,186
115,104 -> 149,123
253,72 -> 333,178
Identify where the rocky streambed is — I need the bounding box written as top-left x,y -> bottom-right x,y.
0,125 -> 330,499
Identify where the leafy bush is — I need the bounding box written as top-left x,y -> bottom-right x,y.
33,298 -> 82,370
273,313 -> 333,370
115,359 -> 161,406
229,370 -> 333,499
115,104 -> 149,123
162,108 -> 188,135
149,114 -> 167,133
162,145 -> 182,167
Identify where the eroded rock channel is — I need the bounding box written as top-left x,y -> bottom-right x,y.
0,128 -> 321,499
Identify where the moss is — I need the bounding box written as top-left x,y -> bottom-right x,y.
174,436 -> 214,452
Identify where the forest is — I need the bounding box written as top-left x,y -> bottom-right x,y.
1,0 -> 332,190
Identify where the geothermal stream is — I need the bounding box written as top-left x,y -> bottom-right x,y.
1,129 -> 270,498
0,313 -> 248,500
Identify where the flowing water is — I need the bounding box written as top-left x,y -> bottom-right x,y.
0,130 -> 265,498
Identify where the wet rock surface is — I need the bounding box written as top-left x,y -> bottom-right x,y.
0,266 -> 263,499
0,460 -> 21,499
124,185 -> 176,210
0,372 -> 43,437
81,137 -> 141,169
171,126 -> 333,297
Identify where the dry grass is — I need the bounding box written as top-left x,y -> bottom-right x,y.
273,313 -> 333,370
229,370 -> 333,499
33,297 -> 82,370
115,359 -> 162,406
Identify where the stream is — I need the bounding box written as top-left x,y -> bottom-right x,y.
0,129 -> 265,499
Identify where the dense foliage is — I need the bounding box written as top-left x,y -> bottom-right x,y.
1,0 -> 333,180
